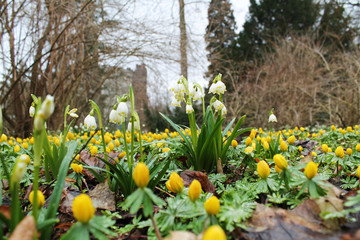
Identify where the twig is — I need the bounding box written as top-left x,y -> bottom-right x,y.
150,215 -> 162,240
155,186 -> 175,198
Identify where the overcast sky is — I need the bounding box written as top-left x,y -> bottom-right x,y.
129,0 -> 250,106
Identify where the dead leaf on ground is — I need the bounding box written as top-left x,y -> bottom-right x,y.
80,151 -> 119,181
180,170 -> 216,194
9,215 -> 36,240
245,203 -> 342,240
0,205 -> 10,219
59,188 -> 81,214
89,181 -> 115,211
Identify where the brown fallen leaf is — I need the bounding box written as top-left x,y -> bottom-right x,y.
0,205 -> 10,219
89,181 -> 115,211
245,203 -> 342,240
180,170 -> 216,194
80,151 -> 119,181
9,216 -> 37,240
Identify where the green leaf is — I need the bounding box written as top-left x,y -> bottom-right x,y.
60,222 -> 90,240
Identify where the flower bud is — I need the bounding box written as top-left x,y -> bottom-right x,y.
280,141 -> 288,152
346,148 -> 353,156
245,137 -> 252,146
188,180 -> 202,202
244,146 -> 253,154
304,161 -> 317,180
11,161 -> 27,186
71,163 -> 83,173
29,106 -> 35,117
19,154 -> 31,164
133,162 -> 149,188
202,225 -> 226,240
40,95 -> 55,120
356,144 -> 360,152
34,112 -> 45,132
231,139 -> 238,148
275,165 -> 282,173
321,144 -> 328,153
257,160 -> 270,179
273,154 -> 288,170
14,145 -> 20,153
167,172 -> 184,194
72,194 -> 95,223
204,196 -> 220,215
335,146 -> 344,158
287,135 -> 296,145
29,190 -> 45,208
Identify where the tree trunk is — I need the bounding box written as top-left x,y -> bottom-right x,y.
178,0 -> 188,79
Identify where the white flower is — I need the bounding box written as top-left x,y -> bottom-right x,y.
116,102 -> 128,118
127,120 -> 140,132
34,110 -> 45,132
29,106 -> 35,117
212,100 -> 224,111
221,105 -> 227,115
68,108 -> 79,118
186,104 -> 194,114
268,114 -> 277,123
40,95 -> 54,120
171,98 -> 182,107
190,85 -> 204,101
12,161 -> 26,184
170,82 -> 185,94
84,115 -> 97,130
109,109 -> 122,124
174,93 -> 185,102
209,81 -> 226,95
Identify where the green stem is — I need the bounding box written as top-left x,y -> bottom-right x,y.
150,215 -> 162,240
32,129 -> 44,222
122,122 -> 131,170
130,116 -> 135,166
188,112 -> 197,150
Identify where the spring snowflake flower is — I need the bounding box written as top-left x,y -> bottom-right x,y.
186,104 -> 194,114
171,98 -> 182,107
189,84 -> 204,101
268,113 -> 277,123
212,100 -> 225,111
84,115 -> 97,130
109,109 -> 122,124
209,81 -> 226,95
29,106 -> 35,117
116,102 -> 128,118
40,95 -> 55,120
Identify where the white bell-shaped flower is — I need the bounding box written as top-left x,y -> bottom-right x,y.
171,98 -> 182,107
186,104 -> 194,114
268,114 -> 277,123
127,120 -> 140,132
215,81 -> 226,94
221,105 -> 227,115
109,109 -> 122,124
84,115 -> 97,130
40,95 -> 55,120
212,100 -> 224,111
29,106 -> 35,117
116,102 -> 128,118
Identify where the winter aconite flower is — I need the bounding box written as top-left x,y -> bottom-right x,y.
257,160 -> 270,179
231,139 -> 238,148
188,179 -> 202,202
29,190 -> 45,208
244,147 -> 253,154
202,225 -> 226,240
71,163 -> 83,173
335,146 -> 345,158
356,144 -> 360,152
346,148 -> 353,156
72,194 -> 95,223
287,135 -> 296,145
357,165 -> 360,178
273,154 -> 288,170
280,141 -> 288,152
262,141 -> 270,150
167,172 -> 184,194
304,161 -> 318,180
133,162 -> 149,189
204,196 -> 220,215
321,144 -> 329,153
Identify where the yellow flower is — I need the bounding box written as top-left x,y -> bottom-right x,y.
347,126 -> 353,132
14,145 -> 21,153
311,152 -> 317,157
19,154 -> 31,164
331,125 -> 336,131
275,165 -> 282,173
231,139 -> 238,148
244,146 -> 253,154
72,194 -> 95,223
300,127 -> 305,132
114,139 -> 120,147
118,151 -> 126,159
71,163 -> 83,173
245,137 -> 252,146
346,148 -> 353,156
202,225 -> 226,240
287,135 -> 296,145
90,146 -> 98,155
249,129 -> 257,139
0,134 -> 8,142
204,196 -> 220,215
257,160 -> 270,179
357,165 -> 360,178
356,144 -> 360,152
188,179 -> 202,202
321,144 -> 328,153
280,141 -> 288,152
335,146 -> 344,158
29,190 -> 45,208
21,142 -> 29,149
273,154 -> 288,170
298,146 -> 303,152
162,147 -> 170,153
266,136 -> 271,144
304,161 -> 317,180
262,141 -> 269,150
133,162 -> 149,188
167,172 -> 184,194
108,142 -> 115,151
328,148 -> 332,153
